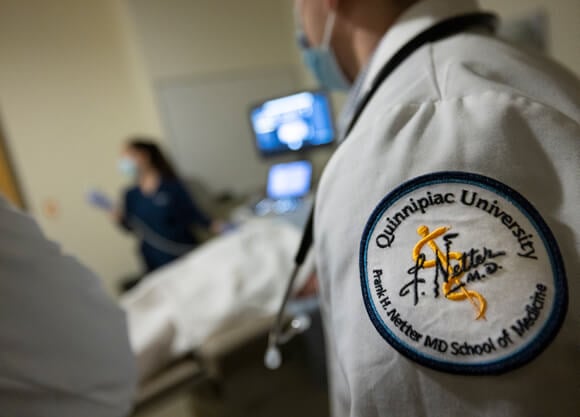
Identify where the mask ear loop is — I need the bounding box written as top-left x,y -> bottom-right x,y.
294,2 -> 306,38
322,10 -> 337,49
294,1 -> 313,50
294,0 -> 310,49
295,4 -> 336,50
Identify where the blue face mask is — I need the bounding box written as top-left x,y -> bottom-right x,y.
297,11 -> 351,92
118,157 -> 138,179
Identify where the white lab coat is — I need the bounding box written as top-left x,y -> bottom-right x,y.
0,198 -> 137,416
314,0 -> 580,416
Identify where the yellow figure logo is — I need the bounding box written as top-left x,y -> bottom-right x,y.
413,225 -> 487,320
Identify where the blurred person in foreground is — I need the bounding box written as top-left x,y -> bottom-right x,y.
0,195 -> 136,416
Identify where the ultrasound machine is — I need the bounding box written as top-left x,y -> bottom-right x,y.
247,91 -> 335,218
252,160 -> 313,216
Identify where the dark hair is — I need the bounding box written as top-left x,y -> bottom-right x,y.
128,138 -> 178,180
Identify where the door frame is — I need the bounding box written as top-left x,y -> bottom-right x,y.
0,123 -> 26,209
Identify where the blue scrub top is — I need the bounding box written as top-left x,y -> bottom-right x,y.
121,179 -> 211,272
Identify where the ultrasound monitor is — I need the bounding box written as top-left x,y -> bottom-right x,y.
250,91 -> 335,157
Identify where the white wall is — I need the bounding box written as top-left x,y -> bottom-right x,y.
481,0 -> 580,75
128,0 -> 299,80
0,0 -> 163,292
127,0 -> 336,190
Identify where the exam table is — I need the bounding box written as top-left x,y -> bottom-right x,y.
125,211 -> 328,417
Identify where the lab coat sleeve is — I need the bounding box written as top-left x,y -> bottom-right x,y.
0,198 -> 138,417
360,91 -> 580,321
315,90 -> 580,417
397,91 -> 579,225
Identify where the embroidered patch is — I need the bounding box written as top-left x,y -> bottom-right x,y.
360,172 -> 567,375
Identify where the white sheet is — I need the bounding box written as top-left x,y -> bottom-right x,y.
121,218 -> 311,378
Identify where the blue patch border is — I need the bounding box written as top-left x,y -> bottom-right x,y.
359,171 -> 568,375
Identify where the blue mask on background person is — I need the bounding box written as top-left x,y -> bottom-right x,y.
118,157 -> 138,179
297,11 -> 351,91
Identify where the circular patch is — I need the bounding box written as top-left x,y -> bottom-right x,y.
360,172 -> 567,375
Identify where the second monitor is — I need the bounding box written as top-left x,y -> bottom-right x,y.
267,160 -> 313,201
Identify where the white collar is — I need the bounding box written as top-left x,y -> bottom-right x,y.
360,0 -> 484,94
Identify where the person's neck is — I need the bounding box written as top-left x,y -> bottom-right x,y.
139,170 -> 161,196
340,2 -> 416,79
349,29 -> 387,78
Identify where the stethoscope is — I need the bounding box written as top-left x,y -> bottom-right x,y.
264,12 -> 498,370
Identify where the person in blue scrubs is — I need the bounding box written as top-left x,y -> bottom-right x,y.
116,139 -> 217,275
